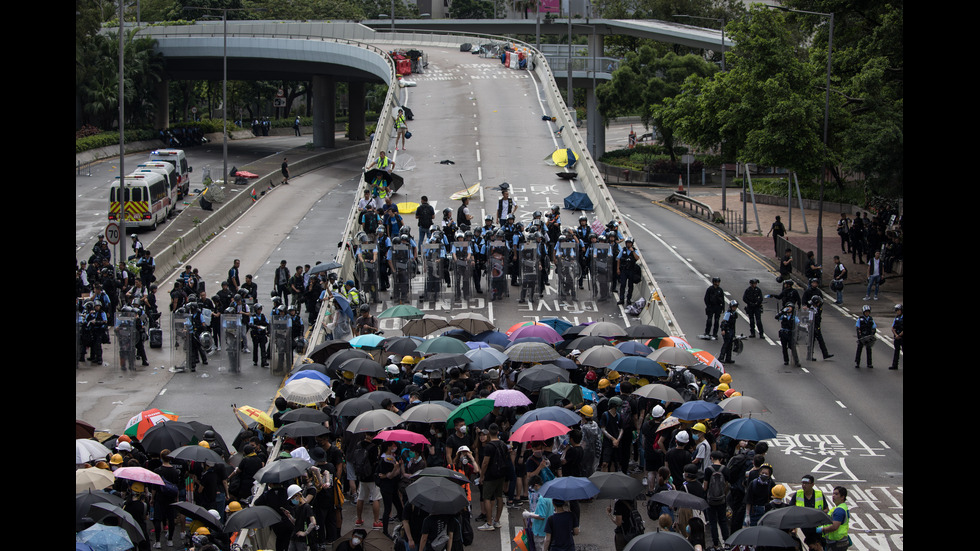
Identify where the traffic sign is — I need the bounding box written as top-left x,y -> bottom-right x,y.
105,222 -> 120,245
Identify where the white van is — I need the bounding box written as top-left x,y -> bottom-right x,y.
148,149 -> 193,198
133,162 -> 178,217
108,171 -> 170,231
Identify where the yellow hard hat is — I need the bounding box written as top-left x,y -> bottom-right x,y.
226,501 -> 242,513
771,484 -> 787,499
607,370 -> 621,381
715,383 -> 730,392
195,527 -> 211,536
731,391 -> 742,397
598,378 -> 611,389
719,373 -> 733,384
130,482 -> 145,493
401,355 -> 417,364
577,405 -> 595,418
110,454 -> 124,465
636,378 -> 650,387
198,440 -> 211,449
692,422 -> 707,433
343,370 -> 355,380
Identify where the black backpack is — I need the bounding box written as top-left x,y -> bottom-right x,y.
351,445 -> 375,481
706,465 -> 730,506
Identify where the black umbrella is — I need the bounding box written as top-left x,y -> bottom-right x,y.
169,444 -> 225,465
185,421 -> 230,458
325,349 -> 373,372
685,363 -> 723,381
274,420 -> 330,439
365,390 -> 406,404
416,466 -> 470,485
76,490 -> 125,530
308,339 -> 352,364
290,361 -> 331,377
307,261 -> 343,277
88,502 -> 146,543
280,408 -> 331,424
623,531 -> 695,551
364,168 -> 404,194
588,471 -> 644,500
382,336 -> 421,356
650,490 -> 709,511
140,421 -> 197,454
406,476 -> 469,514
334,397 -> 380,418
625,324 -> 669,340
254,457 -> 313,484
341,357 -> 387,379
759,506 -> 833,530
172,501 -> 225,534
562,335 -> 613,352
223,505 -> 283,532
416,353 -> 470,372
725,525 -> 798,548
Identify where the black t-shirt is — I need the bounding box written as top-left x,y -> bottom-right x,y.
562,445 -> 584,477
665,447 -> 691,487
422,514 -> 463,550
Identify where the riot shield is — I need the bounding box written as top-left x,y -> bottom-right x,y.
114,311 -> 138,371
422,242 -> 444,303
270,314 -> 293,375
487,240 -> 509,301
592,243 -> 613,301
391,244 -> 413,304
356,243 -> 380,303
519,243 -> 539,302
452,241 -> 472,301
556,242 -> 581,301
171,311 -> 193,372
220,312 -> 242,373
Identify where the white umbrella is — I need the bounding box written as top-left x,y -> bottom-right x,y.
280,378 -> 334,405
77,439 -> 112,465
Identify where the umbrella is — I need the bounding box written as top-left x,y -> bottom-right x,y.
185,421 -> 229,455
383,336 -> 422,356
140,421 -> 197,454
335,397 -> 381,418
87,502 -> 145,544
75,523 -> 133,551
632,384 -> 685,403
475,330 -> 511,347
347,409 -> 404,433
400,403 -> 453,424
286,370 -> 332,388
113,466 -> 164,486
552,356 -> 577,370
364,168 -> 405,194
274,420 -> 330,439
588,471 -> 644,500
442,328 -> 477,342
224,505 -> 283,532
582,321 -> 627,338
376,429 -> 430,446
237,405 -> 275,432
510,324 -> 563,343
623,531 -> 695,551
281,378 -> 334,405
671,400 -> 724,421
330,292 -> 355,322
169,444 -> 225,465
326,348 -> 373,373
397,201 -> 420,214
335,528 -> 394,551
513,406 -> 581,430
561,324 -> 588,338
616,341 -> 654,356
308,339 -> 352,364
445,398 -> 495,428
379,304 -> 425,320
537,382 -> 584,408
563,335 -> 613,352
647,347 -> 699,366
280,407 -> 331,424
350,334 -> 386,348
625,325 -> 669,340
506,342 -> 560,363
254,457 -> 313,483
77,419 -> 97,439
415,336 -> 470,355
76,490 -> 125,529
464,347 -> 509,370
726,525 -> 798,548
511,336 -> 551,346
402,315 -> 451,337
307,261 -> 343,276
577,345 -> 625,368
406,476 -> 469,515
759,506 -> 833,529
505,320 -> 540,336
365,390 -> 406,405
607,356 -> 668,378
539,476 -> 599,501
650,336 -> 693,350
488,388 -> 533,407
340,357 -> 387,379
563,191 -> 594,211
449,312 -> 495,334
720,418 -> 778,441
719,395 -> 770,417
538,317 -> 574,334
416,353 -> 470,372
516,368 -> 565,392
650,489 -> 708,510
416,466 -> 470,485
77,439 -> 112,465
172,501 -> 225,534
548,148 -> 578,168
511,419 -> 570,442
124,408 -> 179,440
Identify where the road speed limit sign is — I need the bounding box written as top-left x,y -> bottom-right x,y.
105,223 -> 120,245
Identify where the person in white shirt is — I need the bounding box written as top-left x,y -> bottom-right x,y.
864,250 -> 882,300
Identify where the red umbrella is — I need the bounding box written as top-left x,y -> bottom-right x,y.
509,420 -> 570,443
375,429 -> 430,446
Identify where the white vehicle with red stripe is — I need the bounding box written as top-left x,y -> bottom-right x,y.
108,171 -> 170,231
148,148 -> 192,198
133,162 -> 178,218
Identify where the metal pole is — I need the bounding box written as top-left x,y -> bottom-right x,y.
118,0 -> 127,264
817,13 -> 834,269
223,9 -> 228,186
567,5 -> 573,118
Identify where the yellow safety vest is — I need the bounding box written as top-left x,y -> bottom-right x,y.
795,488 -> 824,510
376,157 -> 389,169
825,502 -> 849,542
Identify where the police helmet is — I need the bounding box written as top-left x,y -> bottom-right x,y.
894,303 -> 903,311
455,231 -> 465,240
862,305 -> 871,313
551,204 -> 560,213
712,277 -> 721,284
400,226 -> 412,236
533,210 -> 542,218
729,300 -> 738,308
254,304 -> 263,311
443,207 -> 453,217
495,229 -> 506,239
507,213 -> 516,221
625,236 -> 635,244
430,224 -> 440,233
376,227 -> 386,235
810,296 -> 822,306
579,215 -> 588,223
749,278 -> 760,284
464,230 -> 474,240
485,214 -> 493,221
783,280 -> 794,287
358,232 -> 369,244
782,306 -> 793,313
198,332 -> 213,349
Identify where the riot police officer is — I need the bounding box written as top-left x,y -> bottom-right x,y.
890,304 -> 903,370
250,304 -> 270,367
776,305 -> 801,367
616,237 -> 640,305
719,300 -> 739,364
703,277 -> 726,340
187,302 -> 210,371
767,280 -> 802,311
82,301 -> 108,364
806,295 -> 833,361
743,279 -> 765,338
855,305 -> 876,369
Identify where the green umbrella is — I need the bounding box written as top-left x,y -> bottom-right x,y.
537,382 -> 584,409
378,304 -> 425,319
445,398 -> 494,428
415,336 -> 470,355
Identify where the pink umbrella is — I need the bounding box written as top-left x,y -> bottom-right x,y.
509,324 -> 563,344
487,389 -> 532,407
509,420 -> 570,443
113,466 -> 165,486
375,429 -> 430,446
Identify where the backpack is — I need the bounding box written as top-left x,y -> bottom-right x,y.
430,517 -> 454,551
706,465 -> 730,506
485,440 -> 507,480
621,501 -> 645,542
618,398 -> 634,431
159,479 -> 180,499
351,445 -> 375,481
726,452 -> 751,492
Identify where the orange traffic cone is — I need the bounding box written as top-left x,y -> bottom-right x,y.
677,175 -> 685,194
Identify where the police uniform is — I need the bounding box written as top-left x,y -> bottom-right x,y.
719,304 -> 737,363
776,308 -> 801,367
743,281 -> 765,337
891,308 -> 903,370
855,311 -> 876,368
251,308 -> 270,367
703,280 -> 726,339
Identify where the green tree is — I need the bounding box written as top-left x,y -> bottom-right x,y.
449,0 -> 494,19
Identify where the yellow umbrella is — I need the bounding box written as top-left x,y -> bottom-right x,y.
548,148 -> 578,168
237,405 -> 275,432
397,202 -> 420,214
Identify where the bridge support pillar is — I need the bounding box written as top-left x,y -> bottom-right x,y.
348,81 -> 367,141
154,79 -> 170,129
586,86 -> 605,160
312,75 -> 336,148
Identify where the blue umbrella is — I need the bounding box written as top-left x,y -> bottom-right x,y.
607,356 -> 668,378
579,385 -> 597,401
538,317 -> 574,334
539,476 -> 599,501
552,356 -> 577,370
475,330 -> 510,347
513,406 -> 581,429
76,524 -> 133,551
671,400 -> 724,421
465,347 -> 509,370
349,334 -> 385,348
616,341 -> 653,356
286,370 -> 331,386
720,418 -> 778,441
466,341 -> 490,349
331,293 -> 354,321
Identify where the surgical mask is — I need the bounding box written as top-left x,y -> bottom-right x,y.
459,426 -> 467,434
290,498 -> 300,505
352,537 -> 362,546
430,428 -> 437,435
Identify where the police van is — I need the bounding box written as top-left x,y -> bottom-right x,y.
133,162 -> 179,217
108,171 -> 170,231
148,149 -> 192,198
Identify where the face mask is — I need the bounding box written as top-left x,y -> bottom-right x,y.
352,537 -> 362,546
430,429 -> 437,435
290,498 -> 299,505
409,452 -> 416,459
459,426 -> 467,434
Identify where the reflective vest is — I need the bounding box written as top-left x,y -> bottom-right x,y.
795,488 -> 824,510
375,156 -> 389,169
825,502 -> 849,542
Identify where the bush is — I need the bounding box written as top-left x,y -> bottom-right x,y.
75,129 -> 159,153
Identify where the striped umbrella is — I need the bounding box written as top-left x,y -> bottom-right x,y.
505,342 -> 560,363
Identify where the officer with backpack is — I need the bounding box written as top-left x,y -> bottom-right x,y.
703,451 -> 731,548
